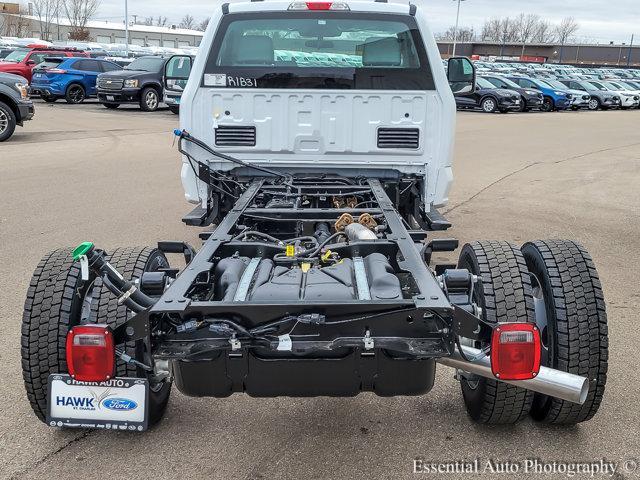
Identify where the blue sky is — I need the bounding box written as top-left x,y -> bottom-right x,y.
94,0 -> 639,44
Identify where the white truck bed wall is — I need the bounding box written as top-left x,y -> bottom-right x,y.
179,0 -> 456,208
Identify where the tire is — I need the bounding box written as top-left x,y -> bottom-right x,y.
140,87 -> 160,112
521,240 -> 608,424
480,97 -> 497,113
90,247 -> 171,426
169,105 -> 179,115
102,103 -> 120,109
0,100 -> 17,142
456,241 -> 535,424
41,94 -> 58,103
518,97 -> 527,112
541,96 -> 555,112
65,84 -> 86,104
21,249 -> 88,421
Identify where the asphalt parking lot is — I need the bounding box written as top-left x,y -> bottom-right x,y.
1,101 -> 639,480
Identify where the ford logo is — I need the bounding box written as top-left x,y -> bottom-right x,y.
102,398 -> 138,411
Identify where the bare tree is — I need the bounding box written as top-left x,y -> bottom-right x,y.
555,17 -> 579,61
518,13 -> 540,54
480,14 -> 557,45
480,17 -> 501,41
197,18 -> 209,32
532,20 -> 555,43
155,15 -> 167,27
436,25 -> 475,43
179,14 -> 195,30
555,16 -> 579,44
32,0 -> 61,41
63,0 -> 100,40
0,6 -> 31,36
143,16 -> 153,26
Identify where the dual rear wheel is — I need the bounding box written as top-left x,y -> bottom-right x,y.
456,240 -> 608,425
21,247 -> 172,426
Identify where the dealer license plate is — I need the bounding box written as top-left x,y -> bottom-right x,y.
47,374 -> 148,431
106,95 -> 115,101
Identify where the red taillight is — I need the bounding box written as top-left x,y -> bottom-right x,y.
66,325 -> 115,382
288,1 -> 349,10
490,323 -> 541,381
47,68 -> 67,74
306,1 -> 333,9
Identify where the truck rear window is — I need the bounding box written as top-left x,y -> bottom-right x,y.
203,12 -> 434,90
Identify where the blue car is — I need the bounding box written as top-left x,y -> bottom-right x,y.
30,57 -> 121,104
506,75 -> 573,112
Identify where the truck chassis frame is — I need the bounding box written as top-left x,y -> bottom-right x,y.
109,176 -> 488,398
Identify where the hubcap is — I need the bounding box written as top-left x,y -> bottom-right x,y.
483,99 -> 495,112
0,109 -> 7,133
146,91 -> 158,109
589,99 -> 598,110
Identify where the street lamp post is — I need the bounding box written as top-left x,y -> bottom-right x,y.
124,0 -> 129,57
452,0 -> 466,57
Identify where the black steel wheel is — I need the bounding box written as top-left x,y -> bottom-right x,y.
521,240 -> 608,424
90,247 -> 171,426
65,84 -> 86,104
456,241 -> 535,424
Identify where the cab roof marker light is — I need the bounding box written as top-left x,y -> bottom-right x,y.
288,1 -> 350,10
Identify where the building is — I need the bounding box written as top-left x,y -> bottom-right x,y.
438,41 -> 640,67
0,12 -> 204,48
1,2 -> 21,14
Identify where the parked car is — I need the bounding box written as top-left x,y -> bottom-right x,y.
557,79 -> 621,110
0,46 -> 88,83
604,80 -> 640,109
454,76 -> 521,113
481,74 -> 543,111
0,47 -> 16,60
163,54 -> 193,114
30,57 -> 121,104
586,80 -> 639,109
96,55 -> 167,111
542,79 -> 591,110
505,75 -> 572,112
0,72 -> 34,142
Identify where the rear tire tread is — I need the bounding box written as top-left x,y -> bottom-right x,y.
522,240 -> 608,424
21,249 -> 79,421
458,241 -> 535,424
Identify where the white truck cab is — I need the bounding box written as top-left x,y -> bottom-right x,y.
178,0 -> 474,212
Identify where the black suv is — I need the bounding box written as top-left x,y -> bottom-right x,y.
0,72 -> 34,142
96,56 -> 167,111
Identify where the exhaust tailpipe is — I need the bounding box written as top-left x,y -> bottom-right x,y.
437,345 -> 589,405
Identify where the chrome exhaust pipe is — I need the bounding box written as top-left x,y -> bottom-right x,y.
437,345 -> 589,405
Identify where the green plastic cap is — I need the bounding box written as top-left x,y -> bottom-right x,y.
72,242 -> 94,261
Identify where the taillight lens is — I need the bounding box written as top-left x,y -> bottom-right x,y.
66,325 -> 115,382
490,323 -> 541,381
288,1 -> 349,10
47,68 -> 67,74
